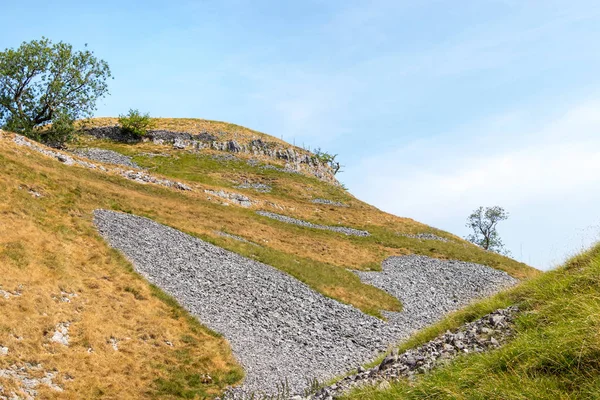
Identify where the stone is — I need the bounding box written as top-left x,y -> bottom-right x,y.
51,323 -> 70,346
377,380 -> 391,390
173,139 -> 186,149
227,140 -> 242,152
491,315 -> 506,327
205,190 -> 255,207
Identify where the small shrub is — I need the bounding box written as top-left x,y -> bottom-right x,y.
314,148 -> 342,174
118,109 -> 154,137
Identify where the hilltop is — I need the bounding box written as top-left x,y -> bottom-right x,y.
0,118 -> 538,399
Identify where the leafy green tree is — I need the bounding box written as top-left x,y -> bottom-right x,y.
0,37 -> 111,143
118,109 -> 154,137
466,206 -> 510,254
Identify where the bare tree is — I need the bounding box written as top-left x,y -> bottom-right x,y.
466,206 -> 510,254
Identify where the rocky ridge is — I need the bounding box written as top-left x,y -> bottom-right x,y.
83,126 -> 339,185
84,126 -> 339,185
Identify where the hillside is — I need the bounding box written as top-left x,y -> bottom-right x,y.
340,243 -> 600,399
0,119 -> 538,399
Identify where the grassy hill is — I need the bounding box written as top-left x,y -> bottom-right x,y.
0,118 -> 538,398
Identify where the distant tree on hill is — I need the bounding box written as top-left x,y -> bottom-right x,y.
465,206 -> 510,254
314,148 -> 342,175
0,37 -> 111,144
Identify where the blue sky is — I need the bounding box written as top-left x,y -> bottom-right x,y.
3,0 -> 600,269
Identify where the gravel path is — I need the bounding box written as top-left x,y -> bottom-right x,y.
93,210 -> 517,396
256,211 -> 370,237
71,148 -> 140,168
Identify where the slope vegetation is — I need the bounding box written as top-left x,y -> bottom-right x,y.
0,119 -> 538,398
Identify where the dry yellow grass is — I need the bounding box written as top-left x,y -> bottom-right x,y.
0,161 -> 242,398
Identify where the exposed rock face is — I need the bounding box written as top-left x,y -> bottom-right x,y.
82,126 -> 339,185
256,211 -> 370,237
94,210 -> 518,396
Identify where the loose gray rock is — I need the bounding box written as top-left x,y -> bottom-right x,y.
50,323 -> 70,346
94,211 -> 517,396
311,306 -> 520,399
237,182 -> 272,193
400,233 -> 449,242
0,364 -> 63,399
205,190 -> 255,207
311,199 -> 348,207
71,148 -> 140,168
0,285 -> 21,299
256,211 -> 370,237
260,164 -> 284,172
355,255 -> 518,330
